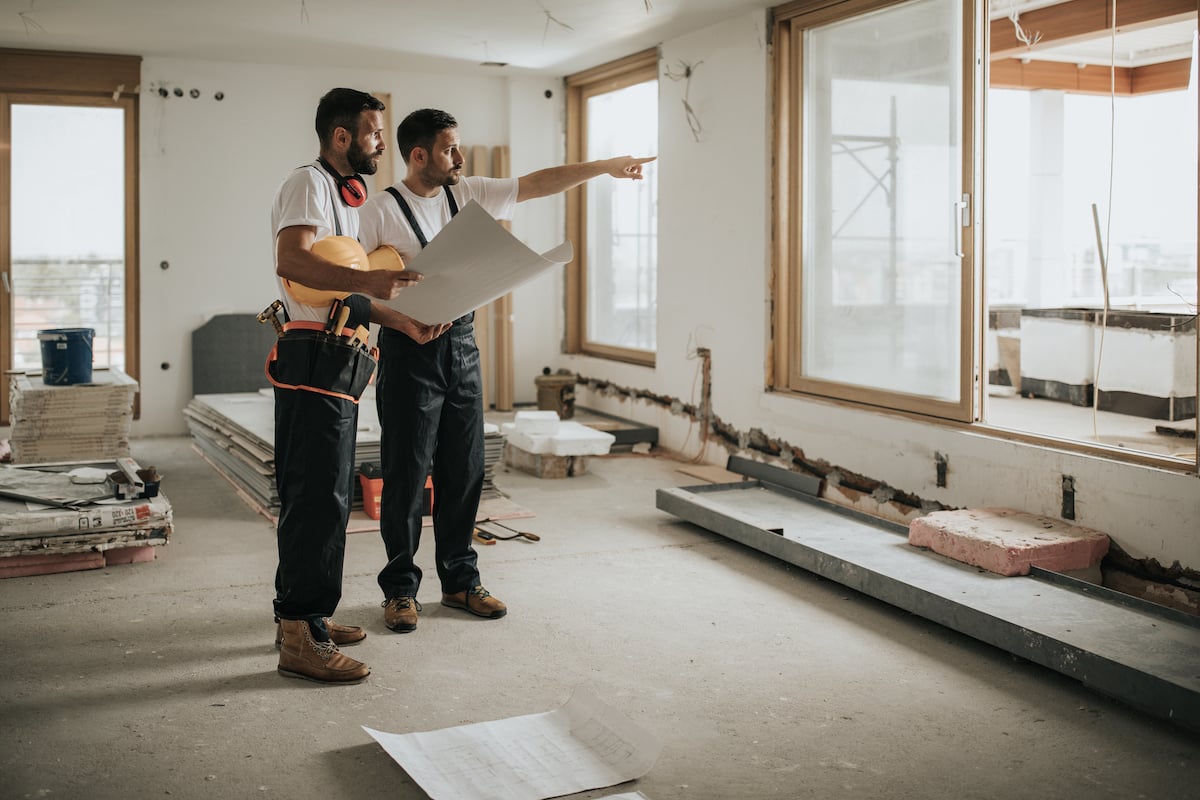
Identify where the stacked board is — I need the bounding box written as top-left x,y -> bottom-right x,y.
184,389 -> 506,518
9,369 -> 138,464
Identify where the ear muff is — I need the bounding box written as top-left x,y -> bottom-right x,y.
318,156 -> 367,208
339,175 -> 366,207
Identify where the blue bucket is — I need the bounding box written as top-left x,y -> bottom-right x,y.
37,328 -> 95,385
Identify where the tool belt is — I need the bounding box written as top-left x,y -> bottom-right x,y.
265,321 -> 377,403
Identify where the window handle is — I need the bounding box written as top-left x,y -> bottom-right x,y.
953,194 -> 969,258
1,271 -> 9,294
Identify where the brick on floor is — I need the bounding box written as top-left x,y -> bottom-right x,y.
908,508 -> 1109,577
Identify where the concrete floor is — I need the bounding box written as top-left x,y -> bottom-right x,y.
2,436 -> 1198,800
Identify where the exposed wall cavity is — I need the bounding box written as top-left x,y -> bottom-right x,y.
575,371 -> 948,524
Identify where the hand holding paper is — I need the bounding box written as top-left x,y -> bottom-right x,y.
377,200 -> 573,325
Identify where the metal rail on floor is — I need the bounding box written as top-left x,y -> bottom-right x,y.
656,463 -> 1200,733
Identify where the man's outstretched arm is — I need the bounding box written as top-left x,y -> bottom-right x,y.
516,155 -> 656,202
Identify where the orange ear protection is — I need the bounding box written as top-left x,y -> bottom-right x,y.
318,156 -> 367,208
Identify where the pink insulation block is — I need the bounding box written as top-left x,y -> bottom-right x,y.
908,508 -> 1110,577
0,552 -> 104,579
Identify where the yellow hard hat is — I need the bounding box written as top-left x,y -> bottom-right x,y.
284,235 -> 370,306
367,244 -> 405,271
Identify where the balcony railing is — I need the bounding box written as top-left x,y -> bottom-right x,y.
9,257 -> 125,372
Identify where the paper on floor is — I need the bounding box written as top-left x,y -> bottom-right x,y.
362,686 -> 659,800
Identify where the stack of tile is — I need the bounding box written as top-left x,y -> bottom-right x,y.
482,423 -> 505,500
8,368 -> 138,464
0,461 -> 173,578
184,390 -> 508,518
184,389 -> 384,518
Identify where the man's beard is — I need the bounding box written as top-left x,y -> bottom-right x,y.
347,141 -> 379,175
422,162 -> 460,187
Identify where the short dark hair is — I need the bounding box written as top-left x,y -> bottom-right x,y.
396,108 -> 458,163
315,88 -> 385,148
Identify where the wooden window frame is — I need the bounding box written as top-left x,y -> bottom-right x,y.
770,1 -> 1198,471
565,48 -> 659,366
771,0 -> 980,421
0,48 -> 141,424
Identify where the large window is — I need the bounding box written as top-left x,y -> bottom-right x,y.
566,50 -> 659,365
982,1 -> 1197,463
773,0 -> 1197,468
773,0 -> 977,420
0,49 -> 141,423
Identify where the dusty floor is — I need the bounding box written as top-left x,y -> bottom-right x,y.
2,435 -> 1198,800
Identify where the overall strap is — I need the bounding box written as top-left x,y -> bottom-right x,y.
385,185 -> 459,249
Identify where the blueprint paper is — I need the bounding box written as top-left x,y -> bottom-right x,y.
362,686 -> 660,800
377,200 -> 573,325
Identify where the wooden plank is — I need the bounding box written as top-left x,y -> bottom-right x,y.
1131,58 -> 1193,94
371,91 -> 394,191
475,303 -> 492,408
492,145 -> 514,411
990,57 -> 1188,95
990,0 -> 1196,59
0,48 -> 141,93
677,464 -> 745,484
470,144 -> 490,177
991,58 -> 1134,94
467,144 -> 493,407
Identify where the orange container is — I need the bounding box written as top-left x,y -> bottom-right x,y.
359,475 -> 383,520
357,474 -> 433,520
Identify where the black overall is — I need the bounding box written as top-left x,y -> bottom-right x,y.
272,169 -> 374,634
376,187 -> 483,598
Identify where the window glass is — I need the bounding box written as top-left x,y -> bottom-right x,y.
11,103 -> 126,371
584,79 -> 659,352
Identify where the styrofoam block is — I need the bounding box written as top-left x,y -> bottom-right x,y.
513,410 -> 560,435
505,421 -> 615,456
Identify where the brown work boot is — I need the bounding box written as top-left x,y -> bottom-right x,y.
441,585 -> 507,619
274,618 -> 366,649
277,618 -> 370,684
382,596 -> 422,633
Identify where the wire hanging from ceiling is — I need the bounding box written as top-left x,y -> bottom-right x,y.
17,0 -> 44,35
538,2 -> 574,43
664,60 -> 704,143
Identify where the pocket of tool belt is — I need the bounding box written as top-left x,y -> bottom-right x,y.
268,330 -> 377,402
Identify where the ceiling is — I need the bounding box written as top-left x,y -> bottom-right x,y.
1,1 -> 1193,78
0,0 -> 772,77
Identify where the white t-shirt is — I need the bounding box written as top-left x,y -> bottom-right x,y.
357,176 -> 518,266
270,160 -> 360,323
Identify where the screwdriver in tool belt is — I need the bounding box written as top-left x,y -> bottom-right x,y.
332,304 -> 351,337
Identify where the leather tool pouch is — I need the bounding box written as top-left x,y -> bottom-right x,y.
266,329 -> 377,403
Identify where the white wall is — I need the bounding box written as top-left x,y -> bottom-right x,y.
506,77 -> 569,399
550,12 -> 1200,572
135,57 -> 512,434
130,13 -> 1198,573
